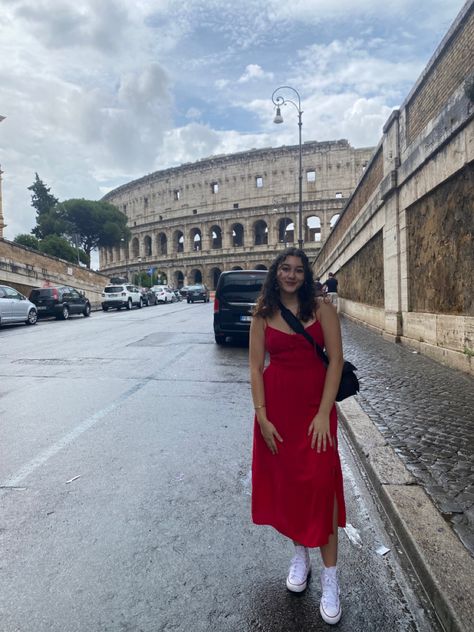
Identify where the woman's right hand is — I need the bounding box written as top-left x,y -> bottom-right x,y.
258,419 -> 283,455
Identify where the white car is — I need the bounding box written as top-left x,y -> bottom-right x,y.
101,284 -> 144,311
0,285 -> 38,327
151,285 -> 175,303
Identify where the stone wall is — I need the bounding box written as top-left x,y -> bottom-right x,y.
0,239 -> 109,307
314,1 -> 474,374
337,231 -> 384,307
407,163 -> 474,315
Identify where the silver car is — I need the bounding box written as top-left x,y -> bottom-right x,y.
0,285 -> 38,327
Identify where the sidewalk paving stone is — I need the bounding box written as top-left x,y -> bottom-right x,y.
340,316 -> 474,556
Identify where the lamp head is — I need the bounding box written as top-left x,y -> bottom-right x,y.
273,106 -> 283,124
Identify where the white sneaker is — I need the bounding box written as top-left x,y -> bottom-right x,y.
286,546 -> 311,592
320,566 -> 341,624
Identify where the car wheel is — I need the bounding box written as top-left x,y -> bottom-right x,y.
126,298 -> 132,310
187,299 -> 190,303
103,306 -> 109,312
164,297 -> 168,303
215,334 -> 226,345
61,305 -> 70,320
26,309 -> 38,325
83,303 -> 91,317
138,298 -> 143,308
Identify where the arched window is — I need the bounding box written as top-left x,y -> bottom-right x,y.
232,223 -> 244,247
157,233 -> 167,255
131,237 -> 139,258
189,268 -> 203,284
278,217 -> 294,244
190,227 -> 202,251
330,214 -> 340,229
306,215 -> 321,242
144,235 -> 152,256
210,225 -> 222,249
211,267 -> 222,289
173,230 -> 184,253
254,220 -> 268,245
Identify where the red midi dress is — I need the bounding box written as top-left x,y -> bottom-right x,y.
252,320 -> 346,547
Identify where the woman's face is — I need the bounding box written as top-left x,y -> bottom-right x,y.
276,255 -> 305,294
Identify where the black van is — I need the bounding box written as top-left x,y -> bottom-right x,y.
213,270 -> 267,344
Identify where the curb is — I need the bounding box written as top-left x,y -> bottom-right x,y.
337,398 -> 474,632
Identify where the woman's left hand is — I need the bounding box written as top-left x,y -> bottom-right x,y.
308,411 -> 333,452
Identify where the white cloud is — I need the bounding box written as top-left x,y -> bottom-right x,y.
238,64 -> 274,83
0,0 -> 466,246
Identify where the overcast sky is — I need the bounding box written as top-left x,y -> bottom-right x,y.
0,0 -> 466,252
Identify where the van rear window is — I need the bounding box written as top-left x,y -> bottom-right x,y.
220,273 -> 266,302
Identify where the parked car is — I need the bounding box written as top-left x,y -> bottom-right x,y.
0,285 -> 38,327
151,285 -> 174,303
140,287 -> 157,306
29,285 -> 91,320
213,270 -> 267,344
172,289 -> 182,302
186,284 -> 210,303
101,284 -> 143,311
179,285 -> 190,299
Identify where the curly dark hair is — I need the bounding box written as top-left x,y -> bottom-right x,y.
253,247 -> 317,321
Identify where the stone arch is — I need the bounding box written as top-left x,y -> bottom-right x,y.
174,270 -> 185,288
255,264 -> 267,270
231,223 -> 244,247
278,217 -> 294,244
131,237 -> 139,258
231,265 -> 243,270
173,229 -> 184,253
306,215 -> 321,242
330,214 -> 340,229
144,235 -> 152,256
210,267 -> 222,289
210,225 -> 222,249
189,268 -> 203,284
254,220 -> 268,245
190,227 -> 202,251
157,232 -> 167,255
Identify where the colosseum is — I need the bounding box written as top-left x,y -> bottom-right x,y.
100,140 -> 374,288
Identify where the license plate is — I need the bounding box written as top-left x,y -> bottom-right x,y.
240,315 -> 252,322
38,306 -> 46,310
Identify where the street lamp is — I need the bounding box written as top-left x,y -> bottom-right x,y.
272,86 -> 304,249
136,256 -> 142,285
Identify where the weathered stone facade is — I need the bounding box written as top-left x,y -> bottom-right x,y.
315,1 -> 474,374
337,231 -> 384,307
407,163 -> 473,315
100,140 -> 373,288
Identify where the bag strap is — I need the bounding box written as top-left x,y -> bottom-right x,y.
278,301 -> 329,367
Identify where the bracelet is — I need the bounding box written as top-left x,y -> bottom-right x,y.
254,404 -> 266,410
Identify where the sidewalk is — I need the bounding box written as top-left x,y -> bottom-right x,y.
338,316 -> 474,632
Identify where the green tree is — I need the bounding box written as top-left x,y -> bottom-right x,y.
14,234 -> 40,250
39,234 -> 86,264
59,199 -> 130,267
28,174 -> 59,238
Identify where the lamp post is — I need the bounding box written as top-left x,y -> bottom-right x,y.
272,86 -> 304,249
136,256 -> 142,285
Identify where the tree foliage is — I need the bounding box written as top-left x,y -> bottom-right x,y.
28,174 -> 59,238
38,235 -> 86,264
14,234 -> 40,250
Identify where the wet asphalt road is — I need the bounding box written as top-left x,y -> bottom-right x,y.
0,303 -> 441,632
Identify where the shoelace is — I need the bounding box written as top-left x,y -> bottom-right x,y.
322,573 -> 339,608
289,553 -> 308,581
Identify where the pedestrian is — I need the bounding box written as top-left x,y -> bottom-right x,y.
323,272 -> 338,307
314,276 -> 324,297
249,247 -> 346,626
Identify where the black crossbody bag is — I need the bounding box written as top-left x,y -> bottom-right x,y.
278,301 -> 360,402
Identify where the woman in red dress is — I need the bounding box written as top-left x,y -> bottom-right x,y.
249,247 -> 346,625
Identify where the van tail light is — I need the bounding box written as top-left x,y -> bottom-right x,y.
214,297 -> 219,312
52,288 -> 59,300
